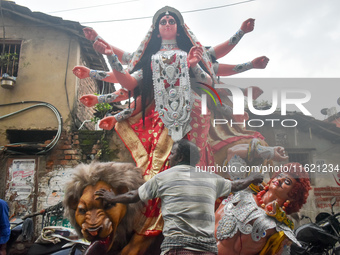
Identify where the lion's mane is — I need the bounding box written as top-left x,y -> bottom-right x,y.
63,161 -> 145,247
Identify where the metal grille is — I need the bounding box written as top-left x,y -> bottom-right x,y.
0,41 -> 21,77
41,202 -> 64,228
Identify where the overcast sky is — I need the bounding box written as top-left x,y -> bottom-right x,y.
13,0 -> 340,119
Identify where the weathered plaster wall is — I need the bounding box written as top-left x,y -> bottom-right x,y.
0,14 -> 80,146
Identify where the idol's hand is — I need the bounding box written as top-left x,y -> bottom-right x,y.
99,116 -> 116,130
273,147 -> 289,162
252,56 -> 269,69
79,94 -> 98,107
83,27 -> 98,41
240,18 -> 255,33
93,39 -> 114,55
188,45 -> 203,67
73,66 -> 90,79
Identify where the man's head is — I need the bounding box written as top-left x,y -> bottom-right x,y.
168,139 -> 200,167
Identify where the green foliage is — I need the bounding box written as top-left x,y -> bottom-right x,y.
91,93 -> 113,124
0,52 -> 18,76
98,131 -> 116,161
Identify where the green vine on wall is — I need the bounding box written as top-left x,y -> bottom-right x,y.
97,130 -> 119,161
91,93 -> 113,124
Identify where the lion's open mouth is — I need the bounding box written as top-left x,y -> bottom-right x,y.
83,219 -> 114,254
85,234 -> 113,255
87,226 -> 102,237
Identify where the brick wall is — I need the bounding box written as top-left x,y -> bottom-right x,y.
45,130 -> 102,171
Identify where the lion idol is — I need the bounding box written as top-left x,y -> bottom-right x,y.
63,162 -> 162,254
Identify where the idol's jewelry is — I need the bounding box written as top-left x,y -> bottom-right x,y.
256,187 -> 291,212
152,50 -> 191,141
107,54 -> 125,74
94,35 -> 102,41
122,51 -> 133,65
191,64 -> 208,83
97,93 -> 119,104
89,70 -> 109,80
248,138 -> 277,161
232,61 -> 253,73
216,190 -> 296,243
114,108 -> 133,122
228,29 -> 245,45
160,39 -> 178,51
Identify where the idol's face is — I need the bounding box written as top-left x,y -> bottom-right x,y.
269,173 -> 296,201
159,15 -> 177,41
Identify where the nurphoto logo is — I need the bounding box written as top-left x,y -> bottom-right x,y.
200,83 -> 312,128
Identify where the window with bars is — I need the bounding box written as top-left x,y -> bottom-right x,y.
0,41 -> 21,77
288,152 -> 310,165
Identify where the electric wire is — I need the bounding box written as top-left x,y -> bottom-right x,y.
3,0 -> 255,26
0,101 -> 63,154
0,0 -> 6,54
47,0 -> 139,14
81,0 -> 256,24
64,38 -> 76,127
